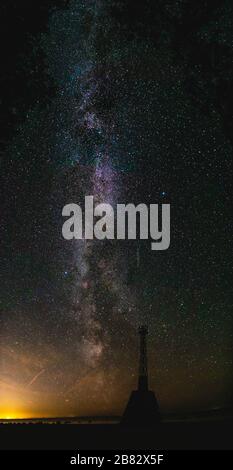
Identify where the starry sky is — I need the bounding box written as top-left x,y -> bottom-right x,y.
0,0 -> 232,419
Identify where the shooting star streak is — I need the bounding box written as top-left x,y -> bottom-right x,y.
26,369 -> 45,388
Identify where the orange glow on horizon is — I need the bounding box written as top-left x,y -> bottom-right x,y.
0,410 -> 53,420
0,411 -> 26,420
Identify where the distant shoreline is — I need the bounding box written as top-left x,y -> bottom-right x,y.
1,408 -> 232,425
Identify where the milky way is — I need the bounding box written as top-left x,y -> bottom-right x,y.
0,0 -> 232,418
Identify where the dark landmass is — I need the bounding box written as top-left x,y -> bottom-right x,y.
0,421 -> 233,450
0,409 -> 232,450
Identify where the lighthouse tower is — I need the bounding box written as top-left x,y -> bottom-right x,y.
121,325 -> 160,427
138,325 -> 149,391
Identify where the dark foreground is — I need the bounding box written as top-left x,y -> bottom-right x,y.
0,421 -> 233,450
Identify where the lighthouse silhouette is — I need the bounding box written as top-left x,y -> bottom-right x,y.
121,325 -> 161,427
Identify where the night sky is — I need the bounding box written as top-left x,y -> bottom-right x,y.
0,0 -> 232,419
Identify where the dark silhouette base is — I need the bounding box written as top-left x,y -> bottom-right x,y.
121,389 -> 161,427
